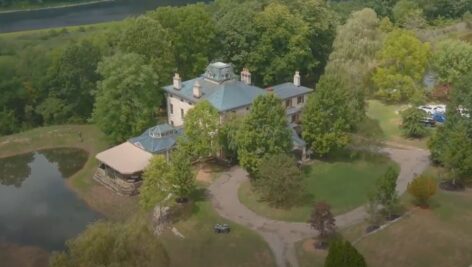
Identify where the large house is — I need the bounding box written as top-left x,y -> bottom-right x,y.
94,62 -> 313,195
163,62 -> 313,127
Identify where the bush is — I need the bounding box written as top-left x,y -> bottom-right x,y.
408,175 -> 437,207
325,239 -> 367,267
400,107 -> 428,138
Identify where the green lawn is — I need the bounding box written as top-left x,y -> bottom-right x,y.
161,196 -> 276,267
239,152 -> 398,222
365,100 -> 431,148
297,166 -> 472,267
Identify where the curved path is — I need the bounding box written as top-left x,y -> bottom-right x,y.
208,145 -> 430,267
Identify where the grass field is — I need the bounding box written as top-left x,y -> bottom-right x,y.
161,199 -> 276,267
365,100 -> 432,148
297,165 -> 472,267
239,152 -> 398,222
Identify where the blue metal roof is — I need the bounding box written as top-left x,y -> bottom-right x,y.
271,82 -> 313,99
128,124 -> 183,154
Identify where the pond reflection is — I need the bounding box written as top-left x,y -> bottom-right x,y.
0,148 -> 100,251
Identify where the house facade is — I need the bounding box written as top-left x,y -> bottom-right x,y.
163,62 -> 313,127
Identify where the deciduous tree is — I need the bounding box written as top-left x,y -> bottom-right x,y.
255,153 -> 303,208
301,74 -> 351,156
371,167 -> 400,218
432,39 -> 472,85
183,100 -> 220,160
140,156 -> 171,210
92,53 -> 160,143
236,94 -> 292,176
309,202 -> 336,240
169,146 -> 196,203
372,29 -> 431,102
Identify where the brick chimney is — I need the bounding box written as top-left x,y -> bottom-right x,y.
241,67 -> 251,85
193,80 -> 202,98
293,71 -> 301,87
173,73 -> 182,90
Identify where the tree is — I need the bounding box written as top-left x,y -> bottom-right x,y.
325,8 -> 383,125
140,156 -> 171,210
301,74 -> 351,157
407,175 -> 437,207
35,96 -> 72,125
247,3 -> 315,86
169,146 -> 196,203
149,3 -> 217,78
372,29 -> 431,102
236,94 -> 292,176
92,53 -> 160,143
183,100 -> 220,160
49,218 -> 169,267
428,72 -> 472,183
309,202 -> 336,241
325,239 -> 367,267
45,40 -> 102,121
219,113 -> 243,162
400,107 -> 428,138
254,153 -> 304,208
432,39 -> 472,85
371,167 -> 400,218
392,0 -> 426,28
118,16 -> 174,85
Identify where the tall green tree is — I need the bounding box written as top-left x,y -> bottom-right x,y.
183,100 -> 220,160
119,16 -> 175,85
255,153 -> 304,208
392,0 -> 426,28
92,53 -> 160,143
46,40 -> 102,121
150,3 -> 217,78
432,39 -> 472,85
169,146 -> 196,203
237,93 -> 292,176
371,167 -> 400,218
301,74 -> 352,157
428,72 -> 472,183
140,156 -> 171,210
325,239 -> 367,267
372,29 -> 431,102
247,3 -> 315,86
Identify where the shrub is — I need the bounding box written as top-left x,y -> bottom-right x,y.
309,202 -> 336,241
325,239 -> 367,267
400,107 -> 428,138
254,153 -> 303,208
408,175 -> 437,207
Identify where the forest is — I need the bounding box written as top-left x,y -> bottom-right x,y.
0,0 -> 471,139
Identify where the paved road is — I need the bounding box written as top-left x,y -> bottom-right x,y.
208,145 -> 430,267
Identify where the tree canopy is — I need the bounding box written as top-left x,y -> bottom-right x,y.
301,74 -> 352,156
92,53 -> 160,143
140,156 -> 171,210
237,93 -> 292,176
325,239 -> 367,267
432,39 -> 472,85
372,29 -> 431,102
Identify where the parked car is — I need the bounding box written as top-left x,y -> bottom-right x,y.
419,105 -> 435,115
214,223 -> 231,234
420,117 -> 436,127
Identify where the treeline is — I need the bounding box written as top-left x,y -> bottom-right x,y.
0,0 -> 339,138
331,0 -> 472,23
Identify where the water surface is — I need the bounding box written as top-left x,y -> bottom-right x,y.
0,0 -> 205,33
0,148 -> 100,251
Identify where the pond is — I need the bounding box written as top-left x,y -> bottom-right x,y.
0,148 -> 100,251
0,0 -> 206,33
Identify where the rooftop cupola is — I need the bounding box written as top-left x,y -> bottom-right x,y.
193,80 -> 202,98
204,62 -> 234,84
294,71 -> 301,87
241,67 -> 251,85
173,73 -> 182,90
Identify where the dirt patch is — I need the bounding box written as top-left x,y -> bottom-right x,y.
302,239 -> 328,255
196,167 -> 213,183
0,242 -> 49,267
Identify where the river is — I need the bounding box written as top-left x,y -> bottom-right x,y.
0,0 -> 205,33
